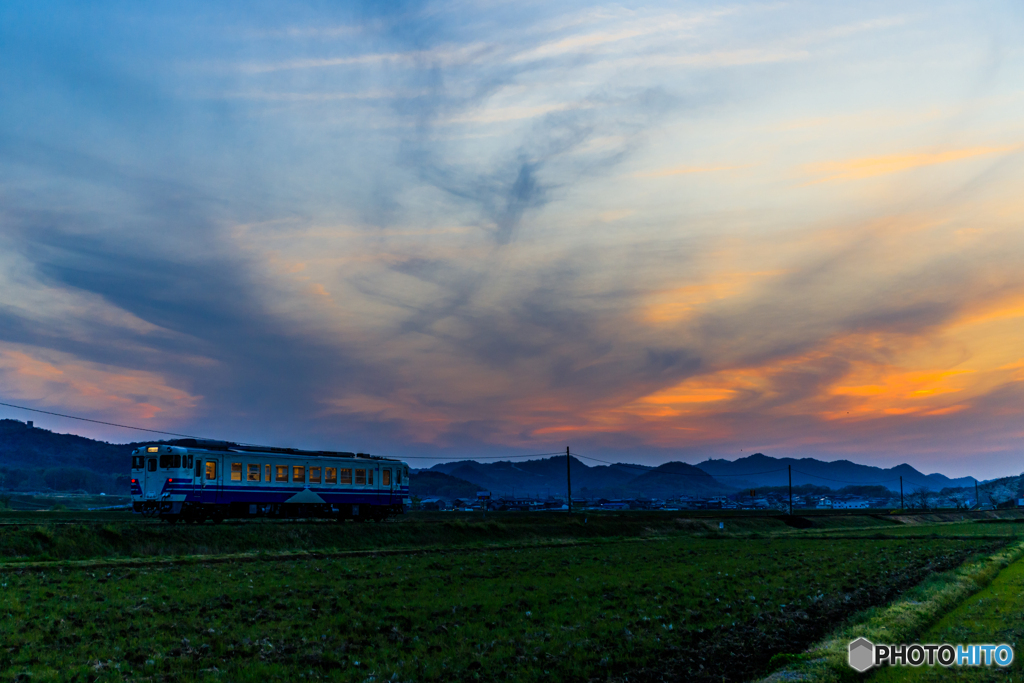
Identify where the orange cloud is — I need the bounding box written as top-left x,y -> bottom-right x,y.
0,345 -> 200,423
805,145 -> 1019,184
577,325 -> 1013,446
642,270 -> 784,324
823,368 -> 973,420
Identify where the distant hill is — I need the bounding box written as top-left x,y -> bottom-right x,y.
0,419 -> 129,473
428,456 -> 731,499
0,419 -> 139,493
695,453 -> 977,493
618,462 -> 726,497
409,471 -> 482,499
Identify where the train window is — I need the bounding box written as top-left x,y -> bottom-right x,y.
292,466 -> 305,483
187,455 -> 194,469
148,458 -> 157,472
340,468 -> 352,485
206,461 -> 217,480
355,469 -> 366,485
159,454 -> 171,468
265,464 -> 271,482
368,469 -> 373,485
230,463 -> 242,481
173,453 -> 181,468
195,460 -> 202,477
326,467 -> 337,484
309,467 -> 321,484
247,464 -> 260,482
382,469 -> 391,486
132,456 -> 144,469
276,465 -> 287,482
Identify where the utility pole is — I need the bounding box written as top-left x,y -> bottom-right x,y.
788,465 -> 793,516
566,446 -> 572,514
900,476 -> 904,510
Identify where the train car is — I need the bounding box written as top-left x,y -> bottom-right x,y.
130,439 -> 410,523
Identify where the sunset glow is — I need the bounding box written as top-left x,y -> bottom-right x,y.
1,1 -> 1023,477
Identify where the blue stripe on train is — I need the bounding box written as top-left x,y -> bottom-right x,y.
161,484 -> 409,505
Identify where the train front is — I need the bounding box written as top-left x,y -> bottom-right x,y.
131,445 -> 193,516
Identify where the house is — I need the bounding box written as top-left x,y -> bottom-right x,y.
419,498 -> 449,511
833,499 -> 870,509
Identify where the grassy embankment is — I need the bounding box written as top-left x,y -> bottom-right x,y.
0,511 -> 1016,682
760,520 -> 1024,682
869,539 -> 1024,682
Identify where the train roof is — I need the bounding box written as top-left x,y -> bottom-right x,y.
136,439 -> 402,462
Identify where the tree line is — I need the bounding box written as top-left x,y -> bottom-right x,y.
0,466 -> 130,495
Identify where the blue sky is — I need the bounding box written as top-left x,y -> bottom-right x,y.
2,1 -> 1024,477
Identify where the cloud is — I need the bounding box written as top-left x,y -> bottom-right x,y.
403,88 -> 674,244
635,164 -> 751,178
804,145 -> 1020,183
3,0 -> 1024,479
0,343 -> 200,423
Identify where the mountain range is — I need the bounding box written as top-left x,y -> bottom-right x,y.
427,457 -> 727,499
0,418 -> 987,498
694,453 -> 977,493
422,453 -> 978,497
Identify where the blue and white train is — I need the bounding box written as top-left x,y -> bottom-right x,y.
131,439 -> 410,523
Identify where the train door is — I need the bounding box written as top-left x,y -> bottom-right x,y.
375,465 -> 383,507
192,456 -> 202,500
388,466 -> 396,506
143,453 -> 159,501
380,466 -> 394,507
200,457 -> 220,504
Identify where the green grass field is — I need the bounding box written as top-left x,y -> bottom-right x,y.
867,548 -> 1024,682
1,511 -> 1022,682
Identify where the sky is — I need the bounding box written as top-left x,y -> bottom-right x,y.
1,1 -> 1023,478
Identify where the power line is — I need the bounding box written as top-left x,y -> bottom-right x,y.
0,399 -> 563,462
0,400 -> 206,439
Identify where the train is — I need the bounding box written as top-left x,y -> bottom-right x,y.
130,438 -> 410,523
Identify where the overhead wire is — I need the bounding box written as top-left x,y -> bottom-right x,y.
0,399 -> 565,462
0,400 -> 206,439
